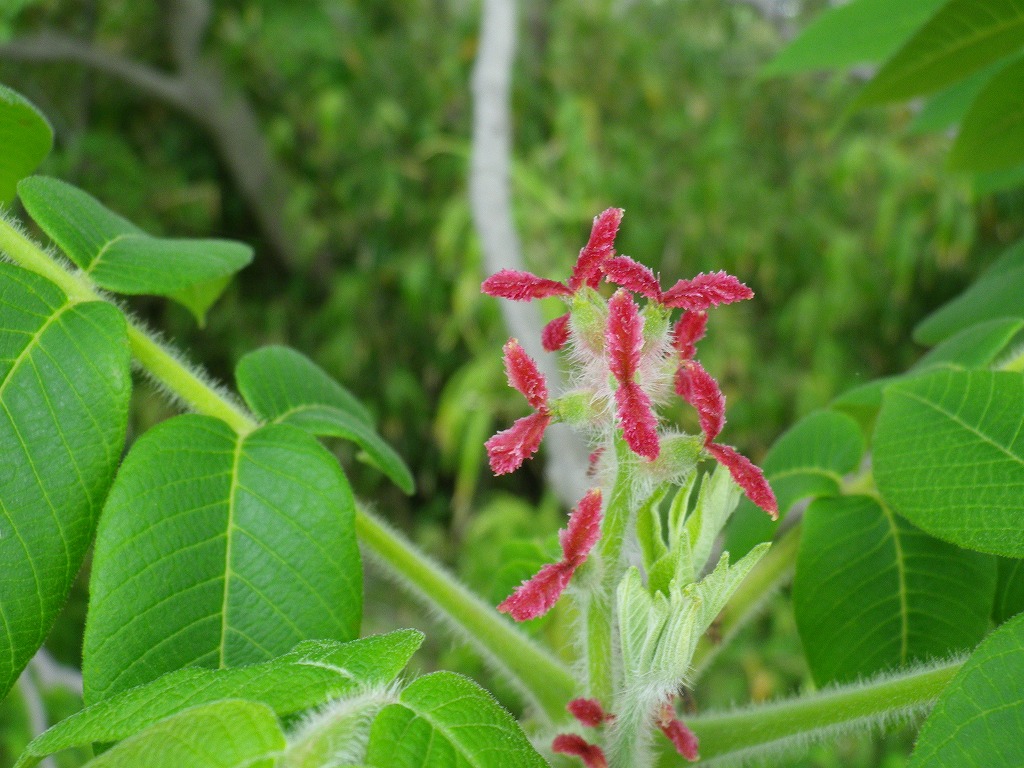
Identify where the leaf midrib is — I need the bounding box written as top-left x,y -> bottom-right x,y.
218,433 -> 245,668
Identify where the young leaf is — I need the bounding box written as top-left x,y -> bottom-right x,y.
236,346 -> 413,493
950,56 -> 1024,173
724,410 -> 864,558
857,0 -> 1024,104
875,370 -> 1024,557
909,612 -> 1024,767
364,672 -> 547,768
0,83 -> 52,202
761,0 -> 946,76
794,495 -> 995,686
17,176 -> 252,321
82,414 -> 361,702
79,699 -> 285,768
0,263 -> 131,700
17,631 -> 422,768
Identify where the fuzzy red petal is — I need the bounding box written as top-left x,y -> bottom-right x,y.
675,360 -> 725,443
615,381 -> 660,460
706,443 -> 778,519
485,412 -> 551,475
568,698 -> 615,727
559,489 -> 603,565
658,706 -> 700,762
497,560 -> 575,620
482,269 -> 572,301
552,734 -> 609,768
569,208 -> 624,290
661,271 -> 753,311
672,311 -> 707,360
503,339 -> 548,409
602,256 -> 661,300
606,289 -> 643,382
542,313 -> 572,352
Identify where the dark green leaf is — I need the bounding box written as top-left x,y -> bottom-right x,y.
82,415 -> 361,702
875,369 -> 1024,556
909,612 -> 1024,767
950,56 -> 1024,172
0,263 -> 130,699
910,54 -> 1023,134
794,495 -> 995,686
994,557 -> 1024,624
0,84 -> 52,203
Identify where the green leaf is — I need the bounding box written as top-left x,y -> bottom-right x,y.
950,56 -> 1024,172
909,612 -> 1024,767
17,176 -> 251,320
0,84 -> 52,203
914,239 -> 1024,344
857,0 -> 1024,105
994,557 -> 1024,624
0,263 -> 130,700
973,162 -> 1024,194
365,672 -> 546,768
82,414 -> 361,702
17,631 -> 421,768
724,410 -> 864,558
762,0 -> 947,76
910,54 -> 1024,134
81,700 -> 284,768
794,495 -> 995,686
236,346 -> 414,494
875,369 -> 1024,556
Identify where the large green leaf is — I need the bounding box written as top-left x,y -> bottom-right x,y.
365,672 -> 546,768
914,239 -> 1024,344
910,53 -> 1024,134
17,176 -> 252,322
762,0 -> 947,76
794,495 -> 995,686
875,369 -> 1024,556
857,0 -> 1024,104
81,699 -> 284,768
724,410 -> 864,558
0,263 -> 130,700
82,414 -> 361,702
236,346 -> 414,494
0,84 -> 52,203
909,612 -> 1024,767
17,631 -> 421,768
994,557 -> 1024,624
949,56 -> 1024,173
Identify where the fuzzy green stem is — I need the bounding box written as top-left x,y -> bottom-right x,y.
677,658 -> 961,764
0,213 -> 96,302
586,594 -> 614,705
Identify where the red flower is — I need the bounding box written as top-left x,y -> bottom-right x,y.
675,360 -> 725,443
672,311 -> 707,361
498,490 -> 603,620
480,270 -> 572,301
602,256 -> 661,301
552,734 -> 608,768
706,443 -> 778,519
485,340 -> 552,475
607,290 -> 660,460
542,313 -> 572,352
660,271 -> 753,311
657,702 -> 700,762
568,698 -> 615,727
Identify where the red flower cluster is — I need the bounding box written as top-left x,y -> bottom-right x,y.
658,700 -> 700,762
484,340 -> 551,475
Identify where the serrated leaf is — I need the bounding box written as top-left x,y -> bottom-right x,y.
17,176 -> 251,319
82,414 -> 361,702
994,557 -> 1024,624
0,84 -> 52,202
915,239 -> 1024,344
724,410 -> 864,558
761,0 -> 946,76
950,55 -> 1024,173
365,672 -> 546,768
794,495 -> 995,686
0,263 -> 130,699
17,631 -> 422,768
909,612 -> 1024,767
857,0 -> 1024,105
875,369 -> 1024,556
236,346 -> 413,494
81,699 -> 284,768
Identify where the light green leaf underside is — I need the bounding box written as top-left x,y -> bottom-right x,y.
82,414 -> 361,702
910,53 -> 1024,134
762,0 -> 947,76
0,263 -> 130,700
17,631 -> 421,768
725,409 -> 864,558
914,239 -> 1024,344
17,176 -> 251,320
875,369 -> 1024,557
857,0 -> 1024,104
81,699 -> 284,768
365,672 -> 547,768
0,84 -> 52,203
794,495 -> 995,686
994,557 -> 1024,624
950,56 -> 1024,173
910,612 -> 1024,766
236,346 -> 413,494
